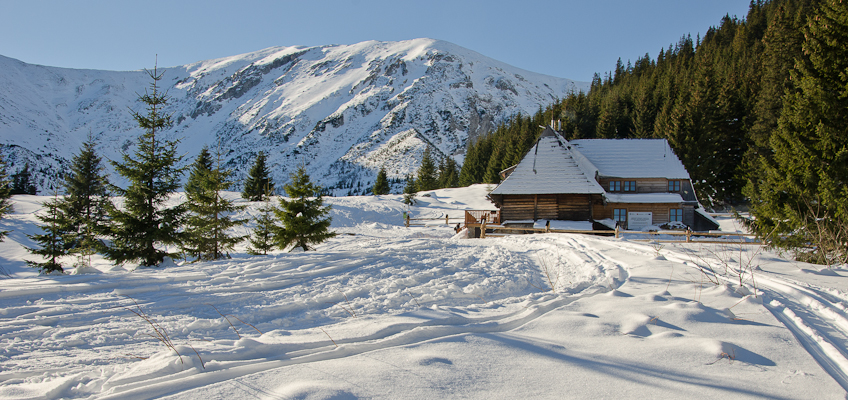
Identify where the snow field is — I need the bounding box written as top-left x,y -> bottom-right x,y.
0,185 -> 847,398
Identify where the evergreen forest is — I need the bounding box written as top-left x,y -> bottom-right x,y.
460,0 -> 847,261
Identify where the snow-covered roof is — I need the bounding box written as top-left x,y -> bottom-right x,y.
490,129 -> 605,196
695,207 -> 720,228
604,193 -> 685,204
569,139 -> 690,179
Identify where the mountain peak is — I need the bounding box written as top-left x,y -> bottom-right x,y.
0,39 -> 587,195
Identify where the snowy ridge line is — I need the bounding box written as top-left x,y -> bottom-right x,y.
0,40 -> 587,195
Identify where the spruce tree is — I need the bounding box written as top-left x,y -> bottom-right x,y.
416,147 -> 438,191
402,174 -> 417,205
185,146 -> 212,196
247,185 -> 277,255
182,148 -> 246,261
106,64 -> 185,267
273,165 -> 335,251
242,151 -> 275,201
438,157 -> 460,188
11,162 -> 36,195
26,194 -> 70,274
60,135 -> 111,261
372,167 -> 390,195
748,0 -> 848,259
0,154 -> 12,242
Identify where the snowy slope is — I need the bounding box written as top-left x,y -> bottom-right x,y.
1,187 -> 847,398
0,39 -> 587,195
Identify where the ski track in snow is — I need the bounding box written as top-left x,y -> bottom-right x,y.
1,189 -> 847,398
656,243 -> 848,392
758,275 -> 848,391
0,233 -> 629,399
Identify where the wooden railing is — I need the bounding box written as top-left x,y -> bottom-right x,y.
464,210 -> 500,226
404,214 -> 465,227
464,223 -> 761,244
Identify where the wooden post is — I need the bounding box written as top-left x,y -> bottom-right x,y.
405,213 -> 410,227
686,228 -> 692,243
445,215 -> 449,225
534,194 -> 538,221
545,220 -> 550,233
481,220 -> 487,239
615,225 -> 620,238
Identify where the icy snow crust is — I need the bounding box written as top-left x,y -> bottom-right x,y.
0,39 -> 587,195
490,136 -> 605,195
570,139 -> 690,179
1,185 -> 848,398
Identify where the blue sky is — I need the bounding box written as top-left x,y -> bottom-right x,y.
0,0 -> 752,82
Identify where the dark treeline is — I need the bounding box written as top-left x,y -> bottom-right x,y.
460,108 -> 562,188
463,0 -> 848,264
461,0 -> 816,211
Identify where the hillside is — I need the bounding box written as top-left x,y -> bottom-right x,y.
0,187 -> 846,398
0,39 -> 586,195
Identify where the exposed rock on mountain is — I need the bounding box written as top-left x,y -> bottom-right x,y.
0,39 -> 586,194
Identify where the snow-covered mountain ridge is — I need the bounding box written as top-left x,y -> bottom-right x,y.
0,39 -> 587,194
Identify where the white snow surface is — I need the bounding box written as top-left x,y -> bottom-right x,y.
0,39 -> 587,196
489,135 -> 605,196
1,185 -> 848,399
570,139 -> 690,179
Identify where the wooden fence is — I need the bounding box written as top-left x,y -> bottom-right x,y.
467,222 -> 761,244
404,214 -> 465,227
402,210 -> 761,244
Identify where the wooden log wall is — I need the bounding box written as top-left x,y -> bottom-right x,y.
594,203 -> 695,227
556,194 -> 593,220
500,194 -> 596,222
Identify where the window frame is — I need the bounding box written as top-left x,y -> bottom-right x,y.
609,181 -> 621,192
613,208 -> 627,223
623,181 -> 636,192
669,208 -> 683,222
668,180 -> 681,192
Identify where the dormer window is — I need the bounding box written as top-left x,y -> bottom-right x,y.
668,180 -> 681,192
609,181 -> 621,192
609,181 -> 636,192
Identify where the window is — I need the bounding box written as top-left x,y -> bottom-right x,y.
670,209 -> 683,222
623,181 -> 636,192
613,209 -> 627,223
668,180 -> 681,192
609,181 -> 621,192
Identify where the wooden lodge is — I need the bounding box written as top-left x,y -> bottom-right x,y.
473,126 -> 719,237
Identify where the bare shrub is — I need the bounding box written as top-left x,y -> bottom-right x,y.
529,256 -> 560,292
115,295 -> 205,369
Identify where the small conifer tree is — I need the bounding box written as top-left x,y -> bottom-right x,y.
26,194 -> 70,274
11,162 -> 37,195
60,135 -> 111,261
416,148 -> 438,191
0,154 -> 13,242
247,185 -> 277,255
372,167 -> 390,195
438,157 -> 460,188
106,63 -> 185,267
182,148 -> 246,261
402,174 -> 417,205
273,165 -> 335,251
185,146 -> 213,196
242,151 -> 275,201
